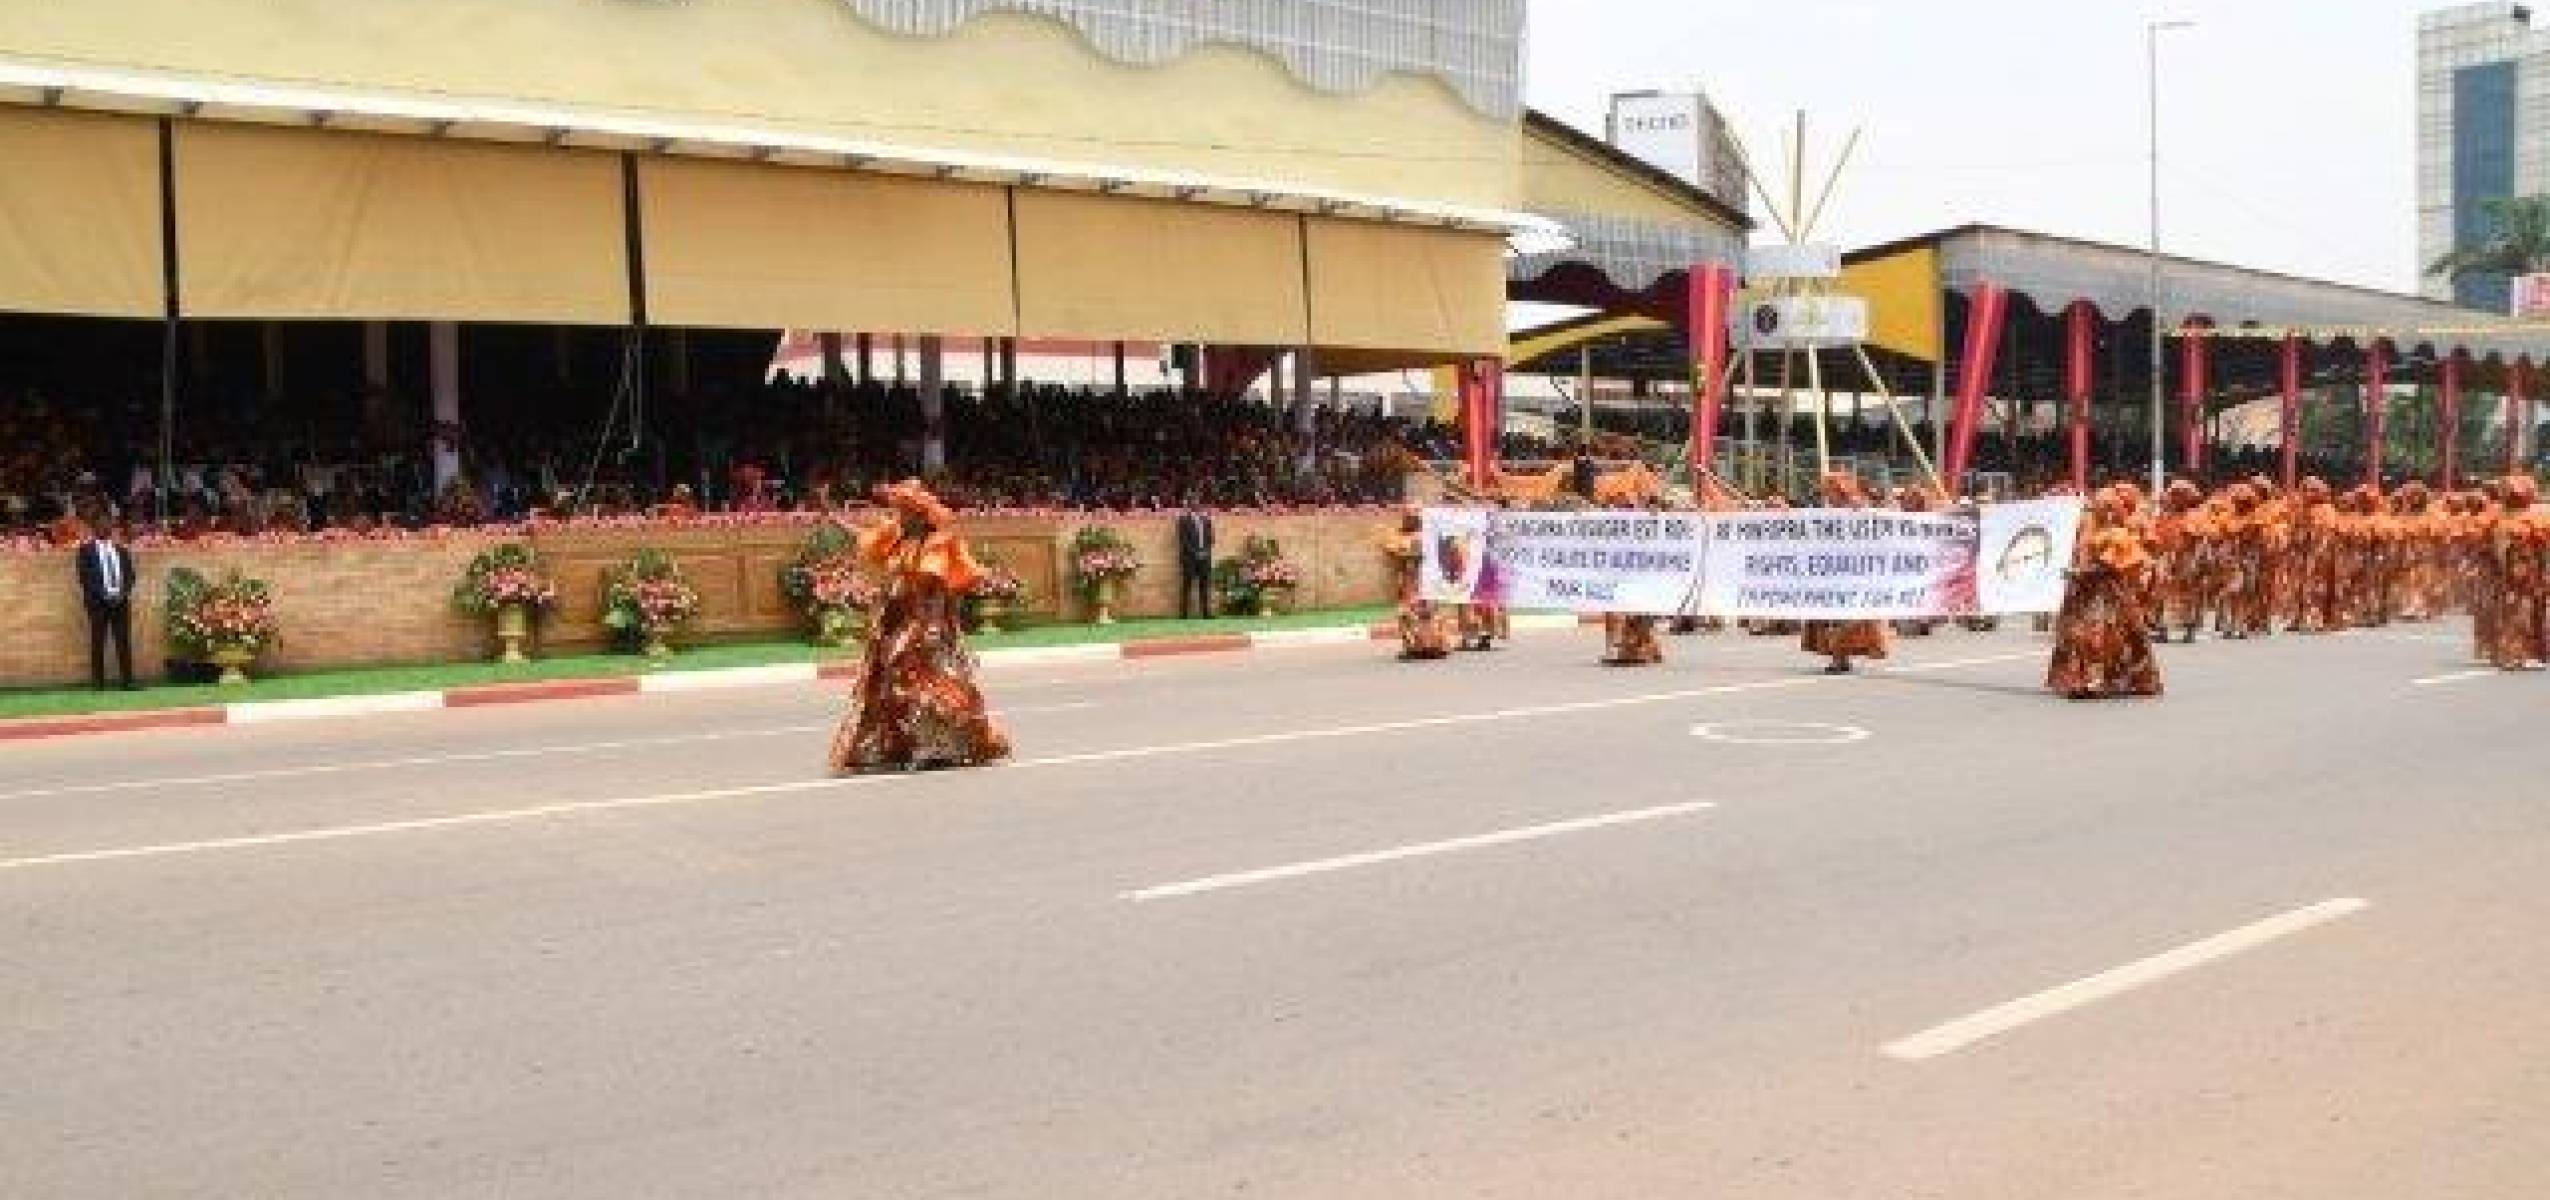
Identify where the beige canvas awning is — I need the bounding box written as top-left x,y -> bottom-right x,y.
0,107 -> 163,318
1307,218 -> 1505,357
640,156 -> 1015,335
1013,189 -> 1308,345
174,121 -> 627,323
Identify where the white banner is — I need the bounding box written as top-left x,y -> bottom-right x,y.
1421,507 -> 1705,615
1694,507 -> 1978,620
1419,499 -> 2083,619
1975,497 -> 2082,614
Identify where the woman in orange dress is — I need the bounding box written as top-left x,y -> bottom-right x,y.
2046,483 -> 2165,699
2149,480 -> 2209,643
827,480 -> 1012,774
1800,472 -> 1890,675
2482,476 -> 2550,670
2213,483 -> 2269,639
1380,509 -> 1455,661
2289,478 -> 2345,633
2390,482 -> 2441,622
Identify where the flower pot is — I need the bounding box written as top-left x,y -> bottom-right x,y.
814,605 -> 866,648
975,599 -> 1011,635
494,603 -> 533,664
209,646 -> 255,687
642,632 -> 675,663
1088,578 -> 1120,626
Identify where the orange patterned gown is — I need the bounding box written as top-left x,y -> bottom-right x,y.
828,518 -> 1013,774
2483,481 -> 2550,670
2046,492 -> 2164,699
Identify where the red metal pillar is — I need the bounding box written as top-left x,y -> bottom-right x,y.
1689,263 -> 1734,487
2179,322 -> 2208,480
2064,301 -> 2094,493
2441,353 -> 2463,490
1460,360 -> 1503,490
2365,341 -> 2389,487
2513,360 -> 2532,476
2278,335 -> 2302,491
1942,283 -> 2009,492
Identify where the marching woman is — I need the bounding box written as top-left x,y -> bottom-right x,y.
1800,472 -> 1891,675
1380,508 -> 1456,661
2289,477 -> 2346,633
2149,479 -> 2209,643
2047,482 -> 2165,700
827,480 -> 1012,775
2481,476 -> 2550,671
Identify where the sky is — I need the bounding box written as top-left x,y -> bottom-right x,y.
1525,0 -> 2445,294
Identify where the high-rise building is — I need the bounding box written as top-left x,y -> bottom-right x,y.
2418,2 -> 2550,311
1604,91 -> 1751,217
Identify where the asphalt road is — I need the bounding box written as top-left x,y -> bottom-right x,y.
4,621 -> 2543,1199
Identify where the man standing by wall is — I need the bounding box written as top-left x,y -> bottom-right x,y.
1176,506 -> 1216,619
76,516 -> 138,690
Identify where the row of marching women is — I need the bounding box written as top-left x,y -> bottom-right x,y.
2047,473 -> 2550,700
1371,468 -> 2550,709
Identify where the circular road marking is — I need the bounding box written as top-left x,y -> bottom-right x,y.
1689,720 -> 1873,746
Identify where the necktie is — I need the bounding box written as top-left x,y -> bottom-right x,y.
98,544 -> 120,598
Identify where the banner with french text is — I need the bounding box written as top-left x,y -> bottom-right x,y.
1419,499 -> 2082,619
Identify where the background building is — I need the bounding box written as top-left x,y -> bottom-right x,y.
2418,2 -> 2550,311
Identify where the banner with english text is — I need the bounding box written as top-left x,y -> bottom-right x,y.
1418,499 -> 2082,619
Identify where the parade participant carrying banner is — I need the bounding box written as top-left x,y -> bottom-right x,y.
1419,498 -> 2084,619
1420,507 -> 1705,615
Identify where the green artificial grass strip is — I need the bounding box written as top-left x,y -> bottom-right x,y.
0,607 -> 1389,721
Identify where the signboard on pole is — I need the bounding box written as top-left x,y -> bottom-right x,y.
2514,273 -> 2550,318
1736,296 -> 1870,348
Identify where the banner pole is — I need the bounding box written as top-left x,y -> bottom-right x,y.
1850,343 -> 1946,497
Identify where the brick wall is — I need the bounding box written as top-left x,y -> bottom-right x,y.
1,511 -> 1400,687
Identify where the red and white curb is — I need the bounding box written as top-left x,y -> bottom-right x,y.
0,616 -> 1588,744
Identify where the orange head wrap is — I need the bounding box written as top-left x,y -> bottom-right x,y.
874,478 -> 956,531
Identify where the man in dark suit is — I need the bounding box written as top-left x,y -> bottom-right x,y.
76,517 -> 137,690
1175,506 -> 1215,619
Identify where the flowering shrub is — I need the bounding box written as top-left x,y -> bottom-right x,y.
805,558 -> 881,611
1219,534 -> 1303,612
602,548 -> 702,644
1069,526 -> 1141,592
779,521 -> 882,615
452,543 -> 559,617
1242,557 -> 1303,591
164,567 -> 281,658
970,558 -> 1026,605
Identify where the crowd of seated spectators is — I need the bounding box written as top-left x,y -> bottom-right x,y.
15,376 -> 2479,544
0,378 -> 1576,542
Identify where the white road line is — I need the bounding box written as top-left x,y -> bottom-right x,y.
0,655 -> 2027,872
2413,669 -> 2496,688
1881,898 -> 2371,1062
1122,802 -> 1716,901
0,776 -> 903,871
1007,675 -> 1835,770
1882,651 -> 2043,675
2,702 -> 1103,805
0,724 -> 836,803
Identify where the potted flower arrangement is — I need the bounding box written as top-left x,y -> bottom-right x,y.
1219,534 -> 1303,618
1069,525 -> 1141,625
781,523 -> 879,647
602,548 -> 702,661
165,566 -> 280,686
452,542 -> 559,663
967,554 -> 1027,634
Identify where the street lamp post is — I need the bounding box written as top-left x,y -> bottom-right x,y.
2148,18 -> 2195,497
